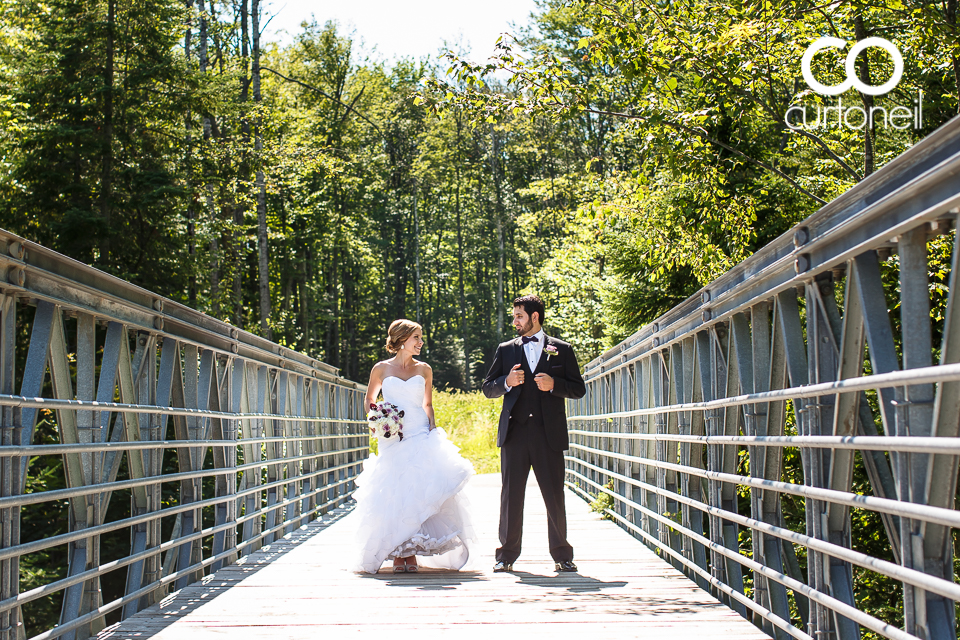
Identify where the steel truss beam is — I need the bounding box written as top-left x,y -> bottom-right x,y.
0,232 -> 366,640
567,115 -> 960,640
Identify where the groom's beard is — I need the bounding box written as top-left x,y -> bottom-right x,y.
515,319 -> 533,336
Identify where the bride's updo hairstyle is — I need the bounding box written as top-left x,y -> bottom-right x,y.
385,319 -> 422,354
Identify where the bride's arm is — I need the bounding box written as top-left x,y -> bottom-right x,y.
364,363 -> 384,409
423,365 -> 437,430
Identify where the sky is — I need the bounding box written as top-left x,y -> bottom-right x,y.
260,0 -> 540,64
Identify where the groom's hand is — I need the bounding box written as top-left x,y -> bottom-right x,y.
506,364 -> 524,387
534,373 -> 554,392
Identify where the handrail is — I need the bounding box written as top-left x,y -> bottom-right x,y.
0,392 -> 368,422
566,114 -> 960,640
568,430 -> 960,454
0,228 -> 370,640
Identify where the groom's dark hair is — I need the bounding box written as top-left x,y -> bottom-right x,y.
513,295 -> 545,325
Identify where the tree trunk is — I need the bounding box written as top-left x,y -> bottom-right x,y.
854,15 -> 875,178
280,184 -> 291,336
489,125 -> 506,339
199,0 -> 220,316
299,251 -> 310,352
414,188 -> 421,323
233,0 -> 249,326
100,0 -> 115,268
252,0 -> 271,340
184,0 -> 197,307
344,263 -> 355,379
391,189 -> 406,321
496,216 -> 504,338
184,0 -> 192,57
455,111 -> 470,386
949,0 -> 960,116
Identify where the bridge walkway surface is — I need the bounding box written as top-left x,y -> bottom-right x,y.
94,473 -> 771,639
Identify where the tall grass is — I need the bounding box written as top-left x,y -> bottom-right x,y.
432,390 -> 501,474
366,390 -> 501,473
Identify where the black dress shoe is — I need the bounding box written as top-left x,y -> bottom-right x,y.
493,561 -> 514,572
555,560 -> 578,572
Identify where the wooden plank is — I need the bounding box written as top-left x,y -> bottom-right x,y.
96,474 -> 772,640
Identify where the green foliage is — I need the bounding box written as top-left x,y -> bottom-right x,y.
2,0 -> 192,292
19,415 -> 68,637
589,479 -> 616,520
426,0 -> 959,338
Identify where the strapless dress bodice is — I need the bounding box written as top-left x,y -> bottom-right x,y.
380,374 -> 430,439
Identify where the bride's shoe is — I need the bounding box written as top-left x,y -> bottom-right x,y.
392,558 -> 406,573
404,556 -> 419,573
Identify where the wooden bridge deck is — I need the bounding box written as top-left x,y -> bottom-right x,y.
95,474 -> 771,639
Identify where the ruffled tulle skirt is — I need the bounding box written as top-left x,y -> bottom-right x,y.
352,427 -> 476,574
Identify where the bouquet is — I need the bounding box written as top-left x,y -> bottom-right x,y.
368,401 -> 404,441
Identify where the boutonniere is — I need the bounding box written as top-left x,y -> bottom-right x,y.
544,345 -> 559,361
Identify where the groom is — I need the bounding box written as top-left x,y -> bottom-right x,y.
482,295 -> 586,573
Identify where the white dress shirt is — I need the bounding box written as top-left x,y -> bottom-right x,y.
523,329 -> 546,372
505,330 -> 545,392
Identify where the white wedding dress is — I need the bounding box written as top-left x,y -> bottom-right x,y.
352,374 -> 476,573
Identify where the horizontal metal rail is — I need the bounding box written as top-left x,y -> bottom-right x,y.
0,457 -> 363,562
0,447 -> 368,510
567,115 -> 960,640
573,360 -> 960,419
569,442 -> 960,528
568,429 -> 960,454
0,474 -> 358,616
0,433 -> 361,458
568,456 -> 960,601
0,392 -> 367,423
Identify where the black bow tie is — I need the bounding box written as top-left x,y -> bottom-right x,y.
521,336 -> 539,344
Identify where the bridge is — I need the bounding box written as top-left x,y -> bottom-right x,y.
91,474 -> 767,639
1,117 -> 960,640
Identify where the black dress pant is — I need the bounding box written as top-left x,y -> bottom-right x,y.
496,422 -> 573,564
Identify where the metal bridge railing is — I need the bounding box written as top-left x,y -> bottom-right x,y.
566,114 -> 960,640
0,230 -> 368,640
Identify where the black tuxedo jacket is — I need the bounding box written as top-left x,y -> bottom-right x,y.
482,335 -> 586,452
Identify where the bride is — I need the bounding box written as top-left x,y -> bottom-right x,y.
352,319 -> 476,574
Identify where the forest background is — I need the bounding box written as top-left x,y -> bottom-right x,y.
0,0 -> 957,386
1,0 -> 959,635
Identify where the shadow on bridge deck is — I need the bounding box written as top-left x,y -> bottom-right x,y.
95,474 -> 770,639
